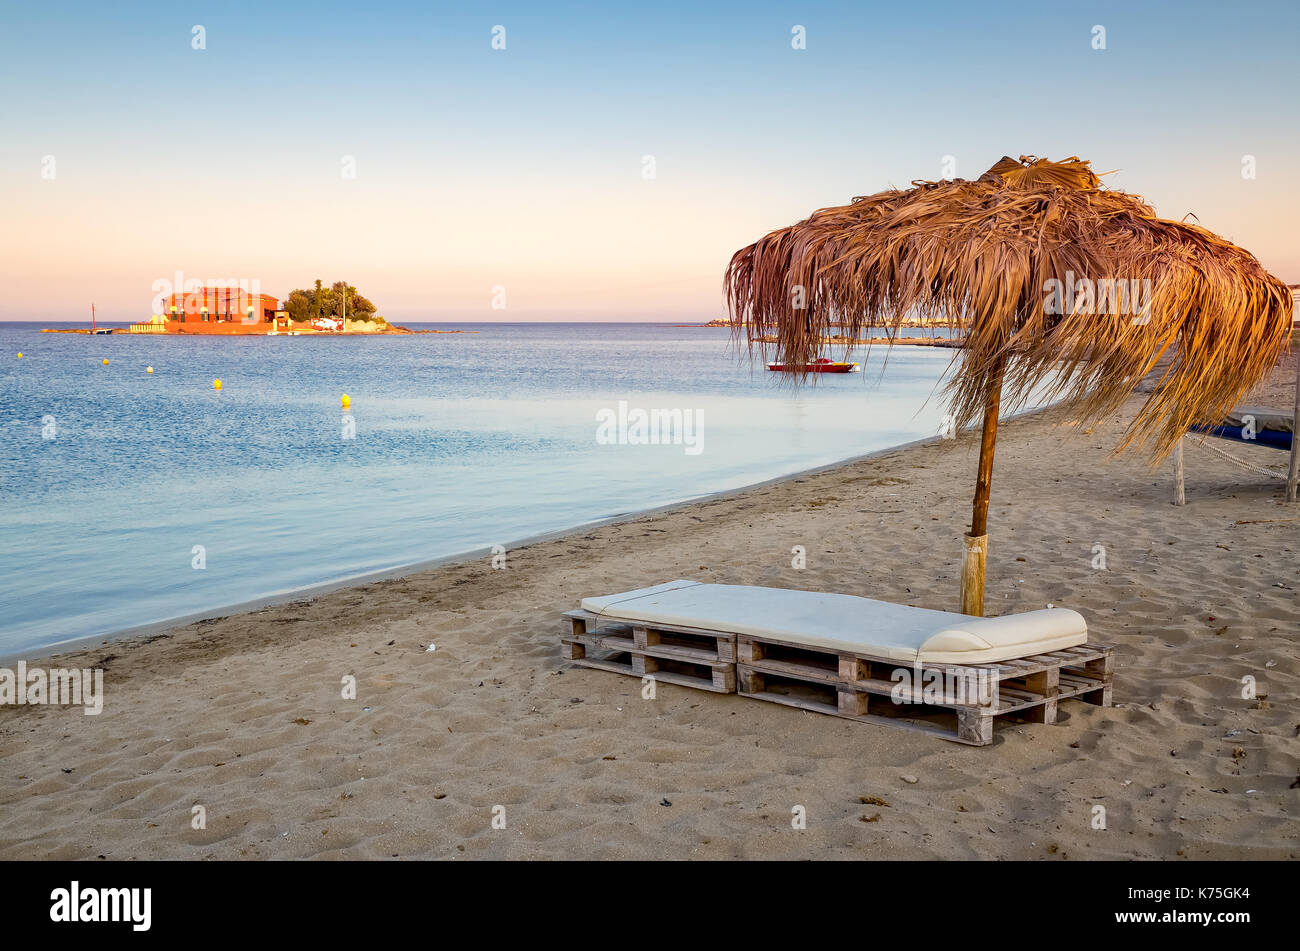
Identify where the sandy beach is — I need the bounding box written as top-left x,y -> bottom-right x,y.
2,356 -> 1297,861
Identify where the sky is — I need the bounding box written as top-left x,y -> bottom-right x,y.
2,0 -> 1297,323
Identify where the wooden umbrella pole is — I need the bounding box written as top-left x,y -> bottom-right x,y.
961,353 -> 1007,617
1173,437 -> 1186,506
1286,352 -> 1300,503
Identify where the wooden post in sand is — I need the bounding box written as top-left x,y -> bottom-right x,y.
960,533 -> 988,617
1173,437 -> 1186,506
961,357 -> 1005,617
1287,357 -> 1300,503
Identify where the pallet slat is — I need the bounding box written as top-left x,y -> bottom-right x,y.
562,640 -> 736,693
564,609 -> 737,663
567,630 -> 725,666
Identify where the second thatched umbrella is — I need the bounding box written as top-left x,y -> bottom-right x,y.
726,155 -> 1293,616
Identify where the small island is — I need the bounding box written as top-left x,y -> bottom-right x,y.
119,280 -> 417,335
41,280 -> 474,336
671,317 -> 736,328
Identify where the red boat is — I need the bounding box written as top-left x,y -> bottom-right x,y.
766,358 -> 860,373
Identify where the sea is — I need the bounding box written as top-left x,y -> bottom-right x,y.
1,321 -> 979,656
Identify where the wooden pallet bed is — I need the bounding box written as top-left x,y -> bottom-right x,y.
559,583 -> 1114,746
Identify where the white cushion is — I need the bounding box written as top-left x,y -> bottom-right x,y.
581,581 -> 1086,665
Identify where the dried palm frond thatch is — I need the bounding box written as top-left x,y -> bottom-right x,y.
726,155 -> 1292,614
726,155 -> 1292,462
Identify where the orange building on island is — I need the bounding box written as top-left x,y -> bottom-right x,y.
128,286 -> 287,334
124,283 -> 406,335
161,288 -> 280,323
126,285 -> 284,335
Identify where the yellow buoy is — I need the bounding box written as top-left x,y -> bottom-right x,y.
146,366 -> 154,374
341,394 -> 351,409
103,358 -> 109,365
213,379 -> 223,390
16,352 -> 22,359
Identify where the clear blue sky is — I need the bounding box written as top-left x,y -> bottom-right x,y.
2,0 -> 1296,321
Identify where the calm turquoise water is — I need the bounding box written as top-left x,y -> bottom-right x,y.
1,322 -> 966,655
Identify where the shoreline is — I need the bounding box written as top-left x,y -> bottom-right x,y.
8,414 -> 1038,666
2,358 -> 1296,860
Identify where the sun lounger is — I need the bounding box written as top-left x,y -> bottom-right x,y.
562,581 -> 1113,745
1190,406 -> 1294,451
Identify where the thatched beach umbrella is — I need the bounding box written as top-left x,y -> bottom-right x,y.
726,155 -> 1293,616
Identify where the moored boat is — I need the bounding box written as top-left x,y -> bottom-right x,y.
766,357 -> 860,373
